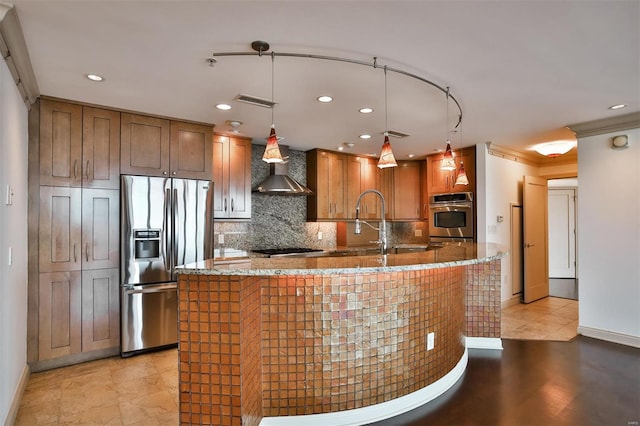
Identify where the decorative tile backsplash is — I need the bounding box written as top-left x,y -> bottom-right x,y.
214,144 -> 429,252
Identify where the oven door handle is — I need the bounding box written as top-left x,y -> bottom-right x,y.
430,202 -> 472,209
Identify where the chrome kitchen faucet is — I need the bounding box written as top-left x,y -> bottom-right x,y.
354,189 -> 387,255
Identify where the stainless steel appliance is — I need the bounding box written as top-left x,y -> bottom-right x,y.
429,192 -> 474,242
120,175 -> 214,356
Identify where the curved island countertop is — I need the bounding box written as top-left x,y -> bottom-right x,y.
176,242 -> 507,426
177,242 -> 506,276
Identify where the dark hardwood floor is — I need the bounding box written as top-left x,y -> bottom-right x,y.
375,336 -> 640,426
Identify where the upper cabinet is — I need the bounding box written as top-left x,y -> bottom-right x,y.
170,121 -> 213,179
346,156 -> 380,219
392,161 -> 423,220
212,134 -> 252,219
307,149 -> 348,221
121,113 -> 213,179
40,100 -> 120,189
426,146 -> 476,195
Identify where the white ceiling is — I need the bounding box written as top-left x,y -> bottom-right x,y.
9,0 -> 640,159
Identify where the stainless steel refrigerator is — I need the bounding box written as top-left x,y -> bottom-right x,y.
120,175 -> 214,356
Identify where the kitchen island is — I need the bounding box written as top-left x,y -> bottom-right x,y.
176,243 -> 506,426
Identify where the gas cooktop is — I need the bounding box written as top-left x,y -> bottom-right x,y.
252,248 -> 323,257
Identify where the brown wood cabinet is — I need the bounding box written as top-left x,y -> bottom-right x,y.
39,186 -> 82,273
306,149 -> 348,220
212,134 -> 252,219
347,156 -> 380,219
170,121 -> 213,179
426,146 -> 476,195
81,268 -> 120,352
39,99 -> 83,187
121,113 -> 213,179
38,271 -> 82,360
120,113 -> 170,177
393,161 -> 423,220
39,100 -> 120,189
82,107 -> 121,189
81,189 -> 119,270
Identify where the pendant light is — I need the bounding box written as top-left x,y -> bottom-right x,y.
440,87 -> 456,171
454,118 -> 469,186
262,52 -> 283,163
377,66 -> 397,169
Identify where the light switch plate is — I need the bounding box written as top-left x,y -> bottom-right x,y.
5,184 -> 13,205
218,233 -> 225,244
427,332 -> 435,350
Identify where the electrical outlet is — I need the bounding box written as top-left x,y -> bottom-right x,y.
427,332 -> 435,350
414,229 -> 422,237
317,231 -> 323,240
5,184 -> 13,206
218,233 -> 225,244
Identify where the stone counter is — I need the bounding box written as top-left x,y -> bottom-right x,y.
176,243 -> 506,426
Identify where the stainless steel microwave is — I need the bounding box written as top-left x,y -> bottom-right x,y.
429,192 -> 474,240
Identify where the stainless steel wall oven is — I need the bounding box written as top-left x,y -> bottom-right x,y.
429,192 -> 474,242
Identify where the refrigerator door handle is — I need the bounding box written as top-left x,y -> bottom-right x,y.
173,187 -> 179,272
164,188 -> 171,273
124,283 -> 177,295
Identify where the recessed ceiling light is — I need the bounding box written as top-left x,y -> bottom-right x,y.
337,146 -> 344,151
359,134 -> 372,139
317,96 -> 333,103
608,104 -> 627,110
216,103 -> 232,110
408,154 -> 415,158
86,74 -> 104,82
359,107 -> 374,114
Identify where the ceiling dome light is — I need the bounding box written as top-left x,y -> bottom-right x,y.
216,103 -> 231,110
534,141 -> 577,157
359,134 -> 372,139
608,104 -> 627,110
317,96 -> 333,103
359,107 -> 374,114
86,74 -> 104,82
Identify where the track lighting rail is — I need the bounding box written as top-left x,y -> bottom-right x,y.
209,45 -> 463,128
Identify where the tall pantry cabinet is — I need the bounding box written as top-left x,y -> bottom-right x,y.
29,99 -> 121,369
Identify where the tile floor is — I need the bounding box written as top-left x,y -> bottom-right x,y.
15,349 -> 179,425
501,296 -> 578,341
15,297 -> 578,425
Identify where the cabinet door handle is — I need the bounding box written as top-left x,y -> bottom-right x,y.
85,243 -> 89,261
73,160 -> 78,179
73,243 -> 77,263
85,160 -> 90,181
231,198 -> 234,212
172,171 -> 177,176
224,198 -> 228,212
163,171 -> 168,175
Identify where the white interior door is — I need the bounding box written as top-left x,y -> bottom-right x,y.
511,204 -> 523,296
548,188 -> 577,278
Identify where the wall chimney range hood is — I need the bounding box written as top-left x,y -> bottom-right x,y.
253,145 -> 312,195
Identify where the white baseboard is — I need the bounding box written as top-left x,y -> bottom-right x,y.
4,363 -> 30,426
259,349 -> 468,426
501,295 -> 521,309
465,337 -> 503,350
577,325 -> 640,348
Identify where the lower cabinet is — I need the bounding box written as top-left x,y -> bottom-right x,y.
38,268 -> 119,361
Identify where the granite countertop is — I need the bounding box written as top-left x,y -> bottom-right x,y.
177,242 -> 507,276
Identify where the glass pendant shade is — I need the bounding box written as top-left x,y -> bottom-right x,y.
441,140 -> 456,170
377,134 -> 398,169
454,161 -> 469,186
262,125 -> 283,163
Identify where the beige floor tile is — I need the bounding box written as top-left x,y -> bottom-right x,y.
15,400 -> 61,425
116,374 -> 168,401
58,403 -> 123,426
111,361 -> 159,384
501,297 -> 578,341
118,390 -> 178,426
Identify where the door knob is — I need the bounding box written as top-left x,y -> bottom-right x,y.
524,243 -> 535,248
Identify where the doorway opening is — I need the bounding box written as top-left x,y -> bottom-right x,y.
548,178 -> 578,300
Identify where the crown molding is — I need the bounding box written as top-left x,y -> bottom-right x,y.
0,3 -> 40,107
568,112 -> 640,138
485,142 -> 577,167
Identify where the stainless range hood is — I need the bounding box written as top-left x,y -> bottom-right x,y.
253,145 -> 312,195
